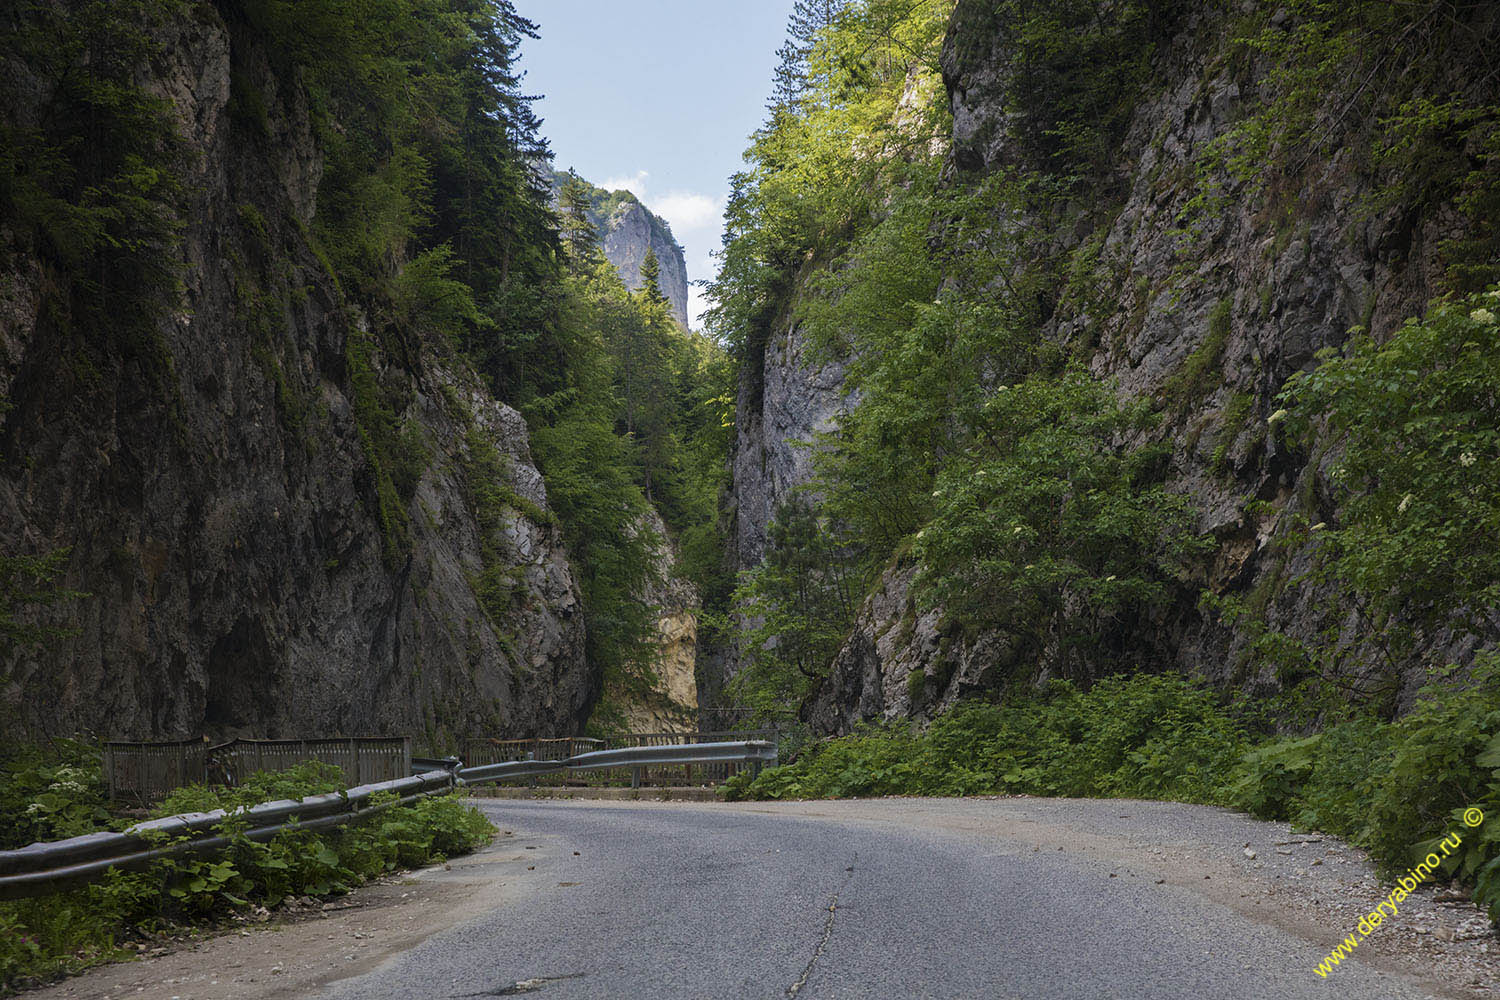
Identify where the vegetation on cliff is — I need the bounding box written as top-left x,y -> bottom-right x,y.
716,0 -> 1499,716
1,0 -> 731,731
713,0 -> 1500,918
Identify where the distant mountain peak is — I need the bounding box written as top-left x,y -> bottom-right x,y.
552,169 -> 691,327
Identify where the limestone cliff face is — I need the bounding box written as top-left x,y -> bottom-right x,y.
552,171 -> 691,328
600,198 -> 691,329
610,509 -> 699,734
0,5 -> 592,741
749,4 -> 1492,733
729,305 -> 853,572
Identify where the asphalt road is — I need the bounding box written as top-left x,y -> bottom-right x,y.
311,797 -> 1451,1000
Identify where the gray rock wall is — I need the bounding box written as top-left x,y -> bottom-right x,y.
552,171 -> 691,328
0,5 -> 592,742
750,4 -> 1490,732
729,313 -> 853,571
600,198 -> 691,329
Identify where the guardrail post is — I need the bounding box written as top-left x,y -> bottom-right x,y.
630,766 -> 642,790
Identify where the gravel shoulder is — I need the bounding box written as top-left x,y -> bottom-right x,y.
22,819 -> 559,1000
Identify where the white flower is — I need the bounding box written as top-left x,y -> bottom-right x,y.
1488,290 -> 1500,300
1397,493 -> 1412,513
1267,409 -> 1289,425
1471,308 -> 1497,324
1013,526 -> 1024,535
1311,522 -> 1327,531
25,802 -> 43,815
1460,452 -> 1477,467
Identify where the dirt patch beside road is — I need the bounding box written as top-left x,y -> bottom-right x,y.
24,826 -> 552,1000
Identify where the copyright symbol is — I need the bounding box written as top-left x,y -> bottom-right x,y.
1465,807 -> 1485,828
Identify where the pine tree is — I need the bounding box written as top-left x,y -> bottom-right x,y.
639,246 -> 667,307
558,169 -> 600,267
769,0 -> 846,111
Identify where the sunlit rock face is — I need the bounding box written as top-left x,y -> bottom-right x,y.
551,170 -> 691,328
599,198 -> 691,330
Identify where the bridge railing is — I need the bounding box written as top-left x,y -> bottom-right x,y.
456,740 -> 778,790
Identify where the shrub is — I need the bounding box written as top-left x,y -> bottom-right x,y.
0,760 -> 494,992
727,673 -> 1248,804
0,741 -> 111,850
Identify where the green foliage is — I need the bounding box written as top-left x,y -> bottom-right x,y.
0,0 -> 189,352
345,326 -> 422,567
0,759 -> 493,992
1275,289 -> 1500,647
707,0 -> 954,360
1226,658 -> 1500,916
1186,0 -> 1499,289
1363,669 -> 1499,871
1163,298 -> 1232,409
732,662 -> 1500,923
913,371 -> 1209,680
0,741 -> 110,850
520,217 -> 732,721
731,499 -> 862,713
727,673 -> 1249,803
1229,734 -> 1323,820
947,0 -> 1181,185
0,549 -> 86,660
714,1 -> 1204,710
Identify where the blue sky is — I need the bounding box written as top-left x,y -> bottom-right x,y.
514,1 -> 796,327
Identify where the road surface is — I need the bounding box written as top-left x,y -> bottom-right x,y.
307,797 -> 1457,1000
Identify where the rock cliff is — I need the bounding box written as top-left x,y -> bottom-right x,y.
551,171 -> 691,328
738,3 -> 1496,732
609,509 -> 699,734
0,4 -> 592,741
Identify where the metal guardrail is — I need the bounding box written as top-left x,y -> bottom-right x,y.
0,770 -> 455,901
0,742 -> 777,900
463,730 -> 778,787
462,737 -> 603,768
457,740 -> 777,789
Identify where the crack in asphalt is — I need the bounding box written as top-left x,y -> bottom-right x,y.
786,856 -> 857,997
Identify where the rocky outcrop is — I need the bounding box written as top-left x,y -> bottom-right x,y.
552,171 -> 691,328
600,198 -> 691,329
729,311 -> 853,570
0,5 -> 591,741
610,509 -> 699,733
757,4 -> 1493,732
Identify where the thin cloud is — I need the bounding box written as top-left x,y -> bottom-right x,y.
651,191 -> 726,234
600,170 -> 650,199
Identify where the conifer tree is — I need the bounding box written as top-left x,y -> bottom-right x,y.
769,0 -> 846,110
640,246 -> 667,306
558,169 -> 600,267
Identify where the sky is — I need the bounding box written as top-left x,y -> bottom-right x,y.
513,1 -> 797,328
